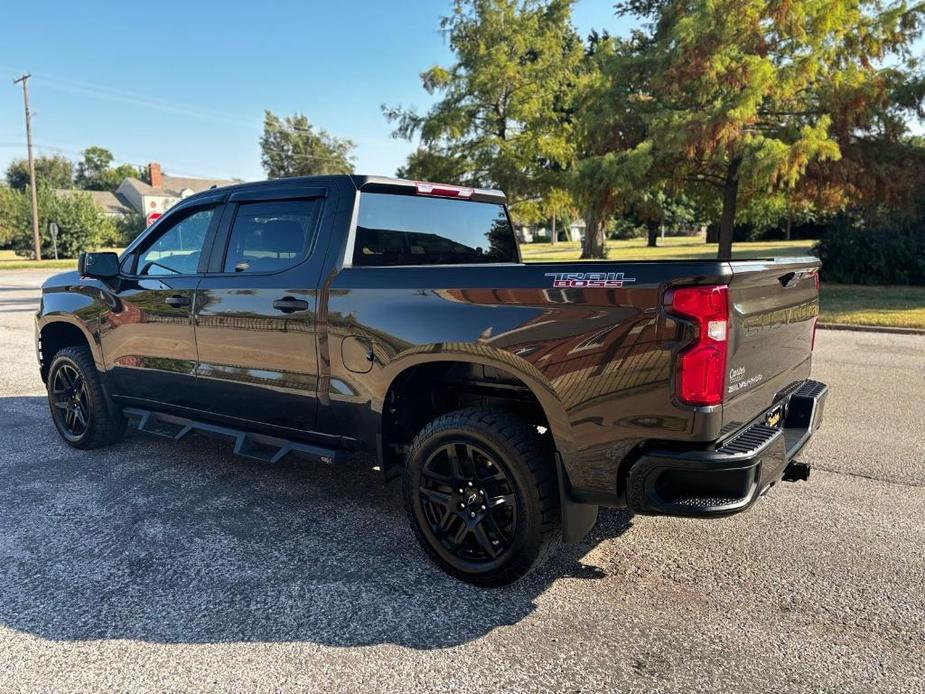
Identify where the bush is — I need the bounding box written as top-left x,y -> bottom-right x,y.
2,186 -> 115,258
106,212 -> 147,247
608,219 -> 643,240
814,217 -> 925,285
0,187 -> 17,248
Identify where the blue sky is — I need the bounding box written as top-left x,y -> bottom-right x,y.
0,1 -> 634,182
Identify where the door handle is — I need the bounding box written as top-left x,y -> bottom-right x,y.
272,297 -> 309,313
164,295 -> 191,307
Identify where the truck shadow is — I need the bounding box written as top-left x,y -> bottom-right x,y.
0,395 -> 633,650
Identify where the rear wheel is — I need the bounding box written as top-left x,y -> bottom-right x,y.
403,408 -> 560,586
47,346 -> 126,449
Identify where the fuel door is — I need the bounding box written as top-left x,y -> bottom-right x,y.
342,335 -> 374,374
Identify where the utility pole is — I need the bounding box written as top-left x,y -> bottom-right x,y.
13,73 -> 41,261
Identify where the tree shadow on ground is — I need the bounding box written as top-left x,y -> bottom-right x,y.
0,395 -> 633,650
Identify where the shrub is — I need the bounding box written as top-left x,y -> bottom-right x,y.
0,187 -> 17,248
814,217 -> 925,285
3,186 -> 115,258
608,219 -> 643,240
107,212 -> 147,247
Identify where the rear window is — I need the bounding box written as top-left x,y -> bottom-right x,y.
353,193 -> 517,266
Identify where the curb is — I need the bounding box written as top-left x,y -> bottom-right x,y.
818,323 -> 925,336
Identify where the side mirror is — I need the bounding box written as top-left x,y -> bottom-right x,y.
78,251 -> 120,279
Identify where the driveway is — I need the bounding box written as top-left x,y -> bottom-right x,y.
1,269 -> 923,692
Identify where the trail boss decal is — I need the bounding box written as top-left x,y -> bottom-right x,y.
545,272 -> 636,288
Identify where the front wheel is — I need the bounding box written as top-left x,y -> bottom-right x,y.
403,408 -> 561,586
47,346 -> 126,450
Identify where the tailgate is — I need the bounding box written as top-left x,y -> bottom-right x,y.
723,257 -> 820,431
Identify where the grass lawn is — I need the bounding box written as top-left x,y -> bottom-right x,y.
818,285 -> 925,329
0,248 -> 122,270
519,236 -> 815,261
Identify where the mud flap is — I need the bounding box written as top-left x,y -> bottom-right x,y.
556,453 -> 599,544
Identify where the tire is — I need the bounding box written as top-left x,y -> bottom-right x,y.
46,346 -> 127,450
403,407 -> 561,586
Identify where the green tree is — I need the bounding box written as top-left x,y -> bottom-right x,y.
541,187 -> 574,244
625,189 -> 699,247
5,155 -> 73,191
260,110 -> 355,178
75,146 -> 114,189
569,35 -> 654,257
384,0 -> 586,216
107,163 -> 142,188
74,146 -> 142,190
613,0 -> 923,259
396,148 -> 470,185
3,186 -> 114,258
571,145 -> 653,257
799,79 -> 925,223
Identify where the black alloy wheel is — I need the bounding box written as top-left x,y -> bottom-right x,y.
46,346 -> 127,449
50,362 -> 90,440
404,408 -> 561,586
418,441 -> 518,563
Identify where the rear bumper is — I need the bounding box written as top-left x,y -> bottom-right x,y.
626,379 -> 828,517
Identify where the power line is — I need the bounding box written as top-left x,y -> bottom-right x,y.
0,141 -> 236,181
32,72 -> 258,130
0,69 -> 367,179
1,68 -> 362,143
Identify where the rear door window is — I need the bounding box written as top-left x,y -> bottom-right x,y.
353,193 -> 516,266
223,199 -> 322,273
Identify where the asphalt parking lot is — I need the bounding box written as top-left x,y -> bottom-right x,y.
0,269 -> 922,693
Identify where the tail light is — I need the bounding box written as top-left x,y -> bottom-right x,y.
669,285 -> 729,406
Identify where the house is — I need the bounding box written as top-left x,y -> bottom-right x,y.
55,189 -> 134,218
513,224 -> 535,243
116,163 -> 235,221
55,162 -> 236,224
567,219 -> 585,242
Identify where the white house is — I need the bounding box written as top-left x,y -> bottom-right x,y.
116,163 -> 235,220
516,219 -> 585,243
567,219 -> 586,242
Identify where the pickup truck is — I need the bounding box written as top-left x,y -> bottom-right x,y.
36,175 -> 828,586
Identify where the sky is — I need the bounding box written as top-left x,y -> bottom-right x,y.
0,1 -> 634,183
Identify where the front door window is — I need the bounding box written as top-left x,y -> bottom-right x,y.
137,207 -> 216,276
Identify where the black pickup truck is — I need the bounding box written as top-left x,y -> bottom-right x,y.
36,175 -> 827,585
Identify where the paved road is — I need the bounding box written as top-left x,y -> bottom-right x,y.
0,269 -> 923,693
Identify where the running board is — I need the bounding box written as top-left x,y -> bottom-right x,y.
122,407 -> 336,465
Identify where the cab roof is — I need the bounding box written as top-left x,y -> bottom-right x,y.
180,174 -> 507,206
